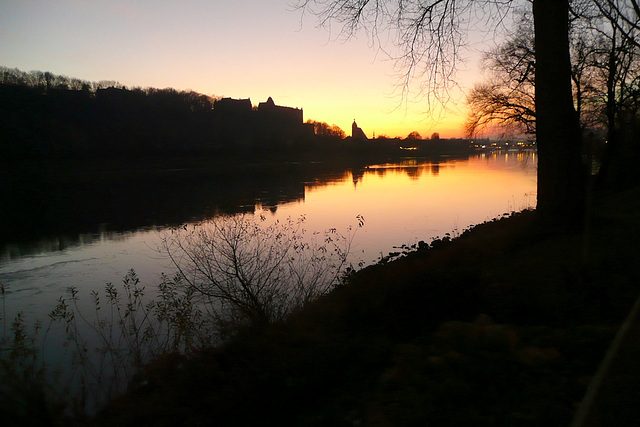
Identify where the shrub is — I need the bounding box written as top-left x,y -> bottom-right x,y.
158,213 -> 363,329
0,214 -> 363,418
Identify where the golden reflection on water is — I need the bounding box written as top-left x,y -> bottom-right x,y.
0,152 -> 536,321
274,152 -> 537,263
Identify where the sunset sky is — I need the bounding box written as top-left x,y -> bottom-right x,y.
0,0 -> 500,139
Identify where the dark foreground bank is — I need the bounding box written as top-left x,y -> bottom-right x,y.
81,186 -> 640,425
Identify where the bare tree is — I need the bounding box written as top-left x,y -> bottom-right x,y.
307,119 -> 346,137
464,7 -> 620,137
465,16 -> 537,136
158,214 -> 363,329
298,0 -> 589,225
298,0 -> 514,105
579,1 -> 640,186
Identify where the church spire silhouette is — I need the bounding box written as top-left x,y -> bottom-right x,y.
351,119 -> 368,140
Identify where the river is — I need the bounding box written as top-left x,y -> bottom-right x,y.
0,150 -> 536,411
1,151 -> 536,323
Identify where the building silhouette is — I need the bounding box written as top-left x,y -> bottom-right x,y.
213,97 -> 313,147
351,119 -> 368,140
258,97 -> 303,124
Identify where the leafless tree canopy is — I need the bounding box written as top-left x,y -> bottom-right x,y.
466,1 -> 639,136
591,0 -> 640,46
297,0 -> 638,221
297,0 -> 638,115
465,15 -> 536,136
296,0 -> 515,105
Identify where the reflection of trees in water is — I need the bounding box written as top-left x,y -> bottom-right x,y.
405,167 -> 422,180
360,158 -> 449,180
301,170 -> 352,191
0,227 -> 137,262
348,159 -> 450,184
0,161 -> 366,258
1,154 -> 509,259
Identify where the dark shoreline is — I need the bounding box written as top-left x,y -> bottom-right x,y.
91,184 -> 640,426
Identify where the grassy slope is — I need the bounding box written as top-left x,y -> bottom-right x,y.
94,186 -> 640,426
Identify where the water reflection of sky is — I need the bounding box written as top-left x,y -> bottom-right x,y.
276,152 -> 537,263
0,153 -> 536,322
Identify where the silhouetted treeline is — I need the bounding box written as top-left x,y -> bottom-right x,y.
0,67 -> 316,159
0,67 -> 221,158
0,66 -> 126,92
0,67 -> 479,160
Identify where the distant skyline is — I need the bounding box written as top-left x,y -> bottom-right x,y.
0,0 -> 498,139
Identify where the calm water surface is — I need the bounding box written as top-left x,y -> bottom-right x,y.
1,152 -> 536,322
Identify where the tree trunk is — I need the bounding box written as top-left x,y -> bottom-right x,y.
533,0 -> 587,227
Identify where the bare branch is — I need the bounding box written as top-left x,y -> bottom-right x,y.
158,213 -> 361,327
295,0 -> 515,109
594,0 -> 640,48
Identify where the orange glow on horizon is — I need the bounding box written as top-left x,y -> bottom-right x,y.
1,0 -> 485,140
304,102 -> 470,139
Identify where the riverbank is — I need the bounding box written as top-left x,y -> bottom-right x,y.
88,184 -> 640,426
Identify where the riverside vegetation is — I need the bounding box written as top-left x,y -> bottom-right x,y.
2,183 -> 639,425
0,214 -> 363,424
1,66 -> 638,425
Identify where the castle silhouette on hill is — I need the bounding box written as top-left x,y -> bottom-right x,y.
0,63 -> 378,159
214,96 -> 314,146
215,96 -> 369,144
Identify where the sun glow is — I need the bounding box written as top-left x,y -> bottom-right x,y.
0,0 -> 483,139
